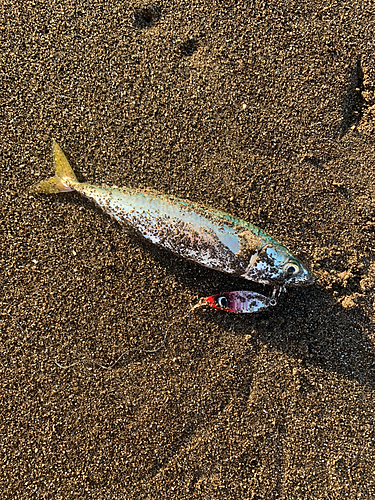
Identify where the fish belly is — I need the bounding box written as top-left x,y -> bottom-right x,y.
76,183 -> 265,275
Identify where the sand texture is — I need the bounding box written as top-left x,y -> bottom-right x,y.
1,1 -> 375,498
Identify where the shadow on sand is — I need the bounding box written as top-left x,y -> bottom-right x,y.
47,192 -> 375,390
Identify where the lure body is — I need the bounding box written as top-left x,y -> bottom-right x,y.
201,291 -> 277,313
31,142 -> 314,287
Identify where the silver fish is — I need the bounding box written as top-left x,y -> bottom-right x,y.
31,141 -> 314,287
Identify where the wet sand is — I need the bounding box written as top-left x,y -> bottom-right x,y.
1,1 -> 375,498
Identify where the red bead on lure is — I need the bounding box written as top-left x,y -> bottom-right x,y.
199,290 -> 277,314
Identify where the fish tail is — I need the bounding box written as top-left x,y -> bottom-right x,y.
30,140 -> 78,194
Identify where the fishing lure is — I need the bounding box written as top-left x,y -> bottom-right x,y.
31,141 -> 314,289
197,290 -> 278,314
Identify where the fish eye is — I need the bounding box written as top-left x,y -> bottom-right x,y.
283,262 -> 300,276
217,296 -> 229,308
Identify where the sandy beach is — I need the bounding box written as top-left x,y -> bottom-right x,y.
1,1 -> 375,498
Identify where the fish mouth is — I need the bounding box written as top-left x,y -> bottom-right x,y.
288,269 -> 315,287
305,272 -> 316,284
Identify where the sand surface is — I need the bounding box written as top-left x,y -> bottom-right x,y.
1,1 -> 375,498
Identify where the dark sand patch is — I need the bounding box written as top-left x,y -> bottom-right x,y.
1,1 -> 375,498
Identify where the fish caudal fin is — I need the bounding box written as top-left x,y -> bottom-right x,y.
30,140 -> 78,194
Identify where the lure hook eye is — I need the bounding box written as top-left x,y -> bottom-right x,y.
191,297 -> 208,311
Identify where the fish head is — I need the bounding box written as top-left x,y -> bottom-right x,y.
243,244 -> 315,286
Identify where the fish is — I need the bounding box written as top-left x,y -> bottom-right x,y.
199,290 -> 277,314
31,141 -> 315,287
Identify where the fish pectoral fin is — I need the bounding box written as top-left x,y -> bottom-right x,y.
29,140 -> 78,194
